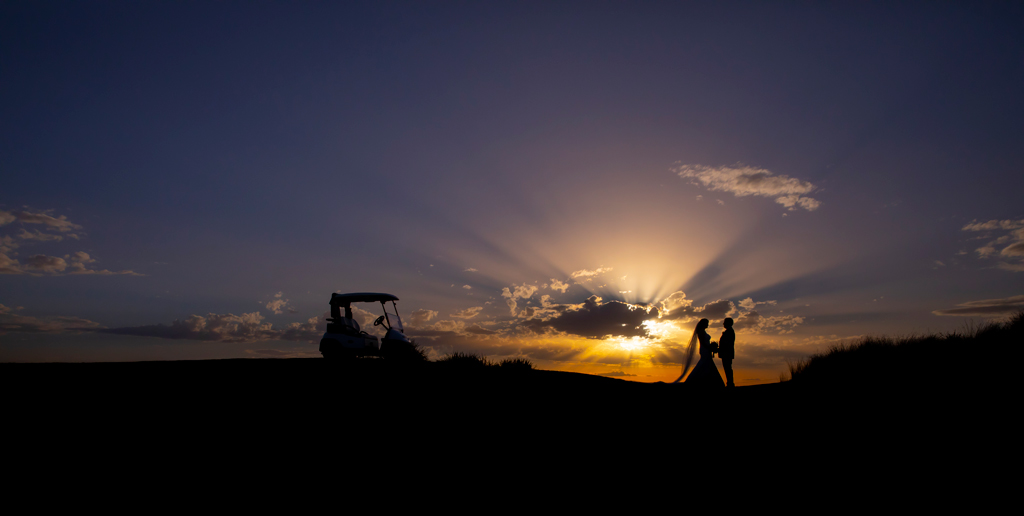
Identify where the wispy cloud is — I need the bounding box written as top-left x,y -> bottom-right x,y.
17,229 -> 67,242
672,163 -> 821,211
408,309 -> 438,326
569,266 -> 613,283
3,251 -> 142,276
932,295 -> 1024,317
0,209 -> 83,233
97,312 -> 325,342
0,209 -> 140,276
962,219 -> 1024,272
450,306 -> 484,319
0,304 -> 103,334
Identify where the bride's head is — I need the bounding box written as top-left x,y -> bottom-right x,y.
695,318 -> 709,332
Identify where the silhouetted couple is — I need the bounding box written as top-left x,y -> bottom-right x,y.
673,317 -> 736,387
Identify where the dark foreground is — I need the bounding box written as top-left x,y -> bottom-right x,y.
4,357 -> 995,494
5,357 -> 973,430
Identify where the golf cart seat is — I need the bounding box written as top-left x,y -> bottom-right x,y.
327,317 -> 361,335
340,317 -> 360,333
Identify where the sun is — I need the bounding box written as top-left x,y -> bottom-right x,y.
641,318 -> 683,339
612,336 -> 650,351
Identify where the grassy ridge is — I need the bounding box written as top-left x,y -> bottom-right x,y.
787,312 -> 1022,388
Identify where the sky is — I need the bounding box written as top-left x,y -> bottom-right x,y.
2,1 -> 1023,384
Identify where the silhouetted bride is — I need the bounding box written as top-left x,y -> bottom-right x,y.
673,318 -> 725,387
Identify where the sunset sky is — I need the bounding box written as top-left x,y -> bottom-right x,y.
3,2 -> 1022,384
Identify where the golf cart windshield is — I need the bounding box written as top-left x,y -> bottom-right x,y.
384,301 -> 404,333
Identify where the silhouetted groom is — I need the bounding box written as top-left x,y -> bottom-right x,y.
719,318 -> 735,387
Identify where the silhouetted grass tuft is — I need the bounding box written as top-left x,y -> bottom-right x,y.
498,357 -> 534,373
436,351 -> 493,369
787,311 -> 1022,388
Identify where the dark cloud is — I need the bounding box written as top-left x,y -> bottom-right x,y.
932,295 -> 1024,317
0,307 -> 103,334
598,370 -> 637,377
523,295 -> 656,338
248,349 -> 290,356
24,254 -> 67,273
465,324 -> 497,335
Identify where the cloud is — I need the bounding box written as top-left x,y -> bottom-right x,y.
0,251 -> 141,276
0,208 -> 140,276
963,220 -> 1024,271
501,283 -> 540,315
598,371 -> 637,377
549,279 -> 569,293
465,324 -> 497,335
24,254 -> 68,273
462,285 -> 472,290
409,309 -> 438,326
672,163 -> 821,211
570,267 -> 613,282
17,229 -> 64,242
737,297 -> 777,311
657,291 -> 735,322
266,292 -> 296,314
0,308 -> 103,334
0,209 -> 83,232
732,310 -> 804,334
1001,242 -> 1024,257
245,348 -> 321,358
247,349 -> 290,357
450,306 -> 484,319
962,220 -> 1024,232
932,295 -> 1024,317
0,250 -> 20,274
463,267 -> 478,272
1,209 -> 140,276
97,312 -> 325,342
523,295 -> 656,338
656,292 -> 795,334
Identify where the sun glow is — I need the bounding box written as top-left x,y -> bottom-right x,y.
611,335 -> 651,351
641,318 -> 684,339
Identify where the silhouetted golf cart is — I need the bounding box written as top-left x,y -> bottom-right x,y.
319,292 -> 414,359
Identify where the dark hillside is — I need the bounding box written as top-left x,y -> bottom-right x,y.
787,312 -> 1022,391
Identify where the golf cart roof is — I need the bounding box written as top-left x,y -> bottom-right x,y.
330,292 -> 399,305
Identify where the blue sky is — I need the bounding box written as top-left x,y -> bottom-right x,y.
3,2 -> 1022,382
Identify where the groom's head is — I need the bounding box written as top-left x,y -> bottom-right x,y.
723,318 -> 733,328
